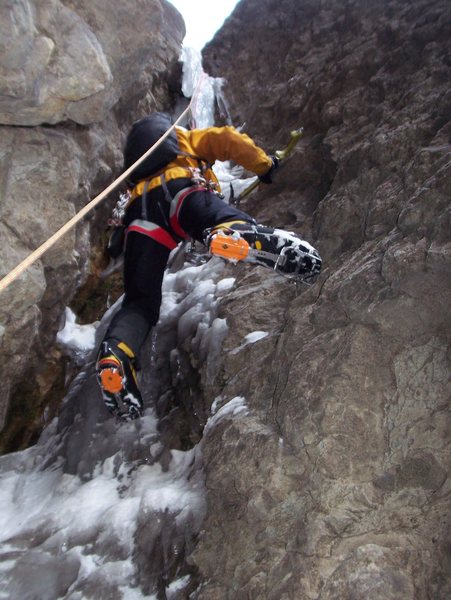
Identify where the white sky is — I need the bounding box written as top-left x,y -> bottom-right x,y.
169,0 -> 240,50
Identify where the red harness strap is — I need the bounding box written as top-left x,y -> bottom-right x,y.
127,185 -> 207,250
169,185 -> 205,239
126,220 -> 178,250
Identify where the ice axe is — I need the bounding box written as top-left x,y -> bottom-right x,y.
231,127 -> 304,205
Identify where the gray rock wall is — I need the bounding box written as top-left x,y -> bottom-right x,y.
0,0 -> 184,448
195,0 -> 451,597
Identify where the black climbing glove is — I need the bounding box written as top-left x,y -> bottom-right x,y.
258,155 -> 280,184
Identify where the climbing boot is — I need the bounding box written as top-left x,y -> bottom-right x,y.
96,340 -> 143,420
205,221 -> 322,283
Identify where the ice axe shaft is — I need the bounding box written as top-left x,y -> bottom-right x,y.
275,127 -> 304,160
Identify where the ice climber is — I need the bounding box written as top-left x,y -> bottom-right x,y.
96,113 -> 322,420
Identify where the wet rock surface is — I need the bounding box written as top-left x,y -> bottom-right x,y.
193,0 -> 451,597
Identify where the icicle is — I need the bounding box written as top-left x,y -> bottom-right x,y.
213,77 -> 232,125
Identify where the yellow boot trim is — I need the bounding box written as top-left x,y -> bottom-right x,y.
117,341 -> 138,385
211,220 -> 248,234
117,341 -> 135,359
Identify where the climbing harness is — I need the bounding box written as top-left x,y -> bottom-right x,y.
120,152 -> 224,255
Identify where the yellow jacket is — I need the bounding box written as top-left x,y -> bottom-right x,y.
131,126 -> 272,198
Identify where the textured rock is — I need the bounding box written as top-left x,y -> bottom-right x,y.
64,0 -> 185,128
0,0 -> 184,448
0,123 -> 114,447
0,0 -> 112,126
192,0 -> 451,597
0,0 -> 184,127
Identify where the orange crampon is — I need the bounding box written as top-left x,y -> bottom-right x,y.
98,358 -> 124,394
209,231 -> 250,261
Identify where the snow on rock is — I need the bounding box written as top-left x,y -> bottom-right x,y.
211,160 -> 257,204
57,307 -> 97,360
204,396 -> 249,436
230,330 -> 269,355
156,258 -> 229,361
0,421 -> 205,598
215,277 -> 235,295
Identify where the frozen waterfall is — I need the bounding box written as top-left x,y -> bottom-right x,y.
181,46 -> 230,129
180,47 -> 258,204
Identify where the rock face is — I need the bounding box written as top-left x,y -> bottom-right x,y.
0,0 -> 184,450
192,0 -> 451,597
1,0 -> 450,596
0,0 -> 183,126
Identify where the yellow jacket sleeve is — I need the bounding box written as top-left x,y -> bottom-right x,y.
183,126 -> 272,176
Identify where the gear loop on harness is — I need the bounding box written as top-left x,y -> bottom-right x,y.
109,190 -> 131,226
187,166 -> 223,197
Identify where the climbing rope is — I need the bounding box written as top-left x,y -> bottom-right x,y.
0,104 -> 194,295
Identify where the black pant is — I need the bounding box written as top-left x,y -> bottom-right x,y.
104,180 -> 254,354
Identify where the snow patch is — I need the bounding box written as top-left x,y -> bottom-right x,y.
245,331 -> 270,344
230,330 -> 270,354
166,574 -> 191,597
204,396 -> 248,435
216,277 -> 236,295
57,307 -> 97,357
